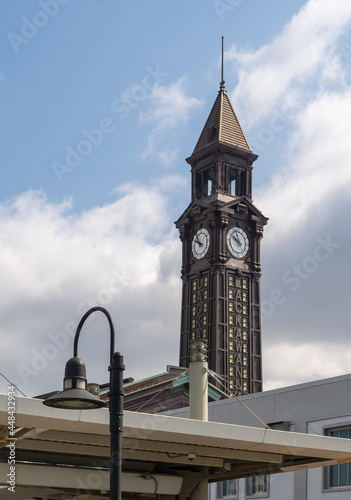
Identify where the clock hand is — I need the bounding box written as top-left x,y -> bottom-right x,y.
232,234 -> 241,246
195,237 -> 203,247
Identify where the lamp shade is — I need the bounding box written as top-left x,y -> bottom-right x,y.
43,357 -> 107,410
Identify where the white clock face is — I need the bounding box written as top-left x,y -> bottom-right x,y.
192,228 -> 210,260
227,227 -> 249,259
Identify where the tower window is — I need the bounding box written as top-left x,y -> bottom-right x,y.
196,171 -> 213,199
226,166 -> 237,195
228,179 -> 236,195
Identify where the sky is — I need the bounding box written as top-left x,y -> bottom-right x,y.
1,0 -> 351,398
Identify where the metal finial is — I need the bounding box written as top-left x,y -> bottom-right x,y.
220,36 -> 225,90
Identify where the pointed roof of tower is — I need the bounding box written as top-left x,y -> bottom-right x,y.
193,88 -> 251,154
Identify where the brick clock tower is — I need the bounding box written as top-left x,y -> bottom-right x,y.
175,79 -> 268,396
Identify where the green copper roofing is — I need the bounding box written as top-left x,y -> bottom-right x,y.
100,365 -> 231,401
172,375 -> 189,387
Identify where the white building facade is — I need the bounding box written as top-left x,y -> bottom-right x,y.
168,372 -> 351,500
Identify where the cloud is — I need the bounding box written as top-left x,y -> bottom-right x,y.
0,179 -> 183,396
264,341 -> 351,391
257,88 -> 351,241
227,0 -> 351,128
220,0 -> 351,388
139,77 -> 203,164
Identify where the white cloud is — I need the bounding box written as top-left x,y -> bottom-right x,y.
227,0 -> 351,128
257,89 -> 351,242
257,87 -> 351,384
0,179 -> 183,396
220,0 -> 351,389
139,77 -> 203,164
223,0 -> 351,244
264,341 -> 351,391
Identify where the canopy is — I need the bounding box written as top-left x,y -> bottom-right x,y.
1,395 -> 351,499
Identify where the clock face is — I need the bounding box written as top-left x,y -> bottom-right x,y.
227,227 -> 249,259
192,228 -> 210,260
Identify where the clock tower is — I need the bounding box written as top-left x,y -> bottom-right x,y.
175,79 -> 268,396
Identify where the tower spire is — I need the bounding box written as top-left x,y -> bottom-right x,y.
220,36 -> 225,90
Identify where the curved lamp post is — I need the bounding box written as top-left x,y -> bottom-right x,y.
43,306 -> 124,500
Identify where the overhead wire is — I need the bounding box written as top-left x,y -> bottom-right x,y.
0,372 -> 27,397
206,368 -> 321,435
134,370 -> 188,412
207,368 -> 271,429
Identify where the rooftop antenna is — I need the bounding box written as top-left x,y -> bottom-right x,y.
220,36 -> 225,90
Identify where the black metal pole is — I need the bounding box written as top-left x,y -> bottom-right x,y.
109,351 -> 125,500
72,306 -> 124,499
73,306 -> 115,361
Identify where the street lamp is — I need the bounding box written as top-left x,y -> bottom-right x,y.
43,306 -> 124,500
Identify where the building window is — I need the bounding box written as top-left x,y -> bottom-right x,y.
217,480 -> 238,499
246,475 -> 268,497
325,426 -> 351,489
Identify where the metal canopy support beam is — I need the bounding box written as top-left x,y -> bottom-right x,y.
123,448 -> 223,467
122,437 -> 283,464
0,463 -> 183,495
10,437 -> 110,457
14,433 -> 284,466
